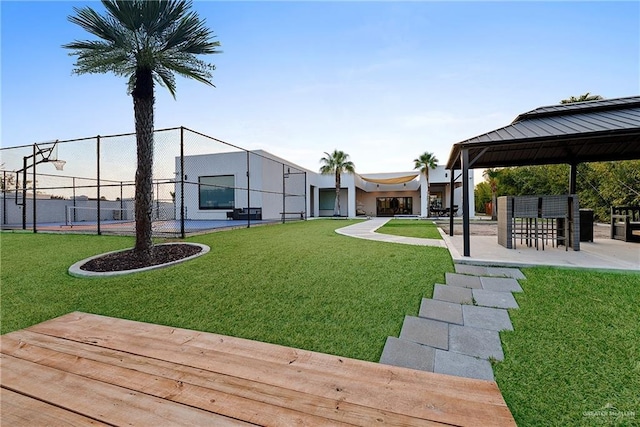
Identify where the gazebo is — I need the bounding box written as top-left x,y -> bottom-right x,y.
446,96 -> 640,256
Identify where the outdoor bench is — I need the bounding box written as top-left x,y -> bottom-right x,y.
611,206 -> 640,242
227,207 -> 262,221
280,211 -> 305,220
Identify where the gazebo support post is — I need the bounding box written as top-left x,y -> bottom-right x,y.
569,162 -> 577,195
461,148 -> 470,257
449,163 -> 455,236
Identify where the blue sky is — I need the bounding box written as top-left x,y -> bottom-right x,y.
2,1 -> 639,175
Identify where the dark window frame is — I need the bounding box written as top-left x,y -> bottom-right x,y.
198,175 -> 235,210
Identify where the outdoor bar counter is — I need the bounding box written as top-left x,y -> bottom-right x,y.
497,195 -> 581,251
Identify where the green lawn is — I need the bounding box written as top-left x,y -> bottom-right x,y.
376,219 -> 442,239
2,220 -> 638,426
0,220 -> 452,361
495,267 -> 640,426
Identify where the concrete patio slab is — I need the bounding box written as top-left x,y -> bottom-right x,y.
449,324 -> 504,361
442,233 -> 640,272
472,289 -> 519,309
462,305 -> 513,331
480,277 -> 523,293
379,336 -> 436,371
419,298 -> 464,325
434,349 -> 495,381
399,316 -> 449,350
445,273 -> 482,289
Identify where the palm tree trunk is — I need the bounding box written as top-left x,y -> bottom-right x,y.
133,68 -> 155,258
425,172 -> 430,217
491,191 -> 497,221
334,170 -> 341,216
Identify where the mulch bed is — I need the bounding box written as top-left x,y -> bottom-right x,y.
80,244 -> 202,273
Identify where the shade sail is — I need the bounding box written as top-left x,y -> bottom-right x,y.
359,174 -> 419,184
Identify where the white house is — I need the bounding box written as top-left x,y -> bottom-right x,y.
176,150 -> 474,221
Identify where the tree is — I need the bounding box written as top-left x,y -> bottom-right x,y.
319,150 -> 355,217
413,152 -> 438,216
474,181 -> 492,214
482,168 -> 500,220
560,92 -> 603,104
64,0 -> 221,259
481,161 -> 640,222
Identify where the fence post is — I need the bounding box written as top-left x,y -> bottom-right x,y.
2,171 -> 6,225
97,135 -> 101,235
21,155 -> 28,230
72,177 -> 77,223
282,164 -> 286,224
32,144 -> 37,233
180,127 -> 185,238
246,151 -> 250,228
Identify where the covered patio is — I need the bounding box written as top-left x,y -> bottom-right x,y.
446,96 -> 640,257
439,220 -> 639,271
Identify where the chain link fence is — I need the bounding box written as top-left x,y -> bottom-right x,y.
0,127 -> 307,237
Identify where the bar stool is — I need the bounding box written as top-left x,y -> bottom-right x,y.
513,196 -> 540,250
540,195 -> 569,251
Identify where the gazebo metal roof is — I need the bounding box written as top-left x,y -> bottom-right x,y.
446,96 -> 640,170
445,95 -> 640,257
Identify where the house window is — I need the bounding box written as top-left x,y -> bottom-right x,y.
199,175 -> 234,209
376,197 -> 412,216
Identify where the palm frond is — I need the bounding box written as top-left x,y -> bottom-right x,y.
153,66 -> 178,98
64,0 -> 220,98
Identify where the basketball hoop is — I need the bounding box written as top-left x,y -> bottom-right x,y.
51,159 -> 66,171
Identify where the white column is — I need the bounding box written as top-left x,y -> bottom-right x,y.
347,186 -> 356,218
419,174 -> 427,217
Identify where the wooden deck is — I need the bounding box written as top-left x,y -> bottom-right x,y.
1,312 -> 516,426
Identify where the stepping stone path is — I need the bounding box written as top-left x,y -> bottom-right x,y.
380,263 -> 525,381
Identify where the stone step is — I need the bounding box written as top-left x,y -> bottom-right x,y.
472,289 -> 519,309
433,284 -> 473,304
418,298 -> 464,325
480,277 -> 523,293
379,336 -> 435,372
434,349 -> 495,381
449,324 -> 504,361
462,305 -> 513,331
399,315 -> 448,350
445,272 -> 482,289
379,336 -> 496,381
455,264 -> 526,280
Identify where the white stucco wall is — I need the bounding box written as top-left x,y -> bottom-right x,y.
177,150 -> 310,221
178,153 -> 475,220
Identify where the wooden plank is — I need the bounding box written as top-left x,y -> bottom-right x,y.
1,333 -> 440,426
25,312 -> 516,426
28,312 -> 506,402
0,354 -> 251,427
0,388 -> 110,427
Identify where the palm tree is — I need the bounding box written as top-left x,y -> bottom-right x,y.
560,92 -> 603,104
414,152 -> 438,217
64,0 -> 221,259
483,168 -> 500,220
319,150 -> 355,217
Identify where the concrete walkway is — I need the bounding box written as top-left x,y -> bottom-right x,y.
335,218 -> 447,248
